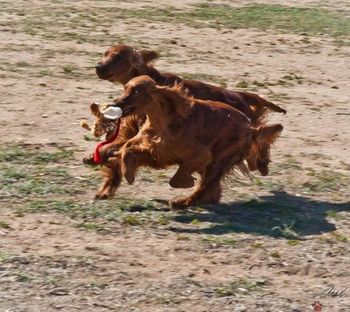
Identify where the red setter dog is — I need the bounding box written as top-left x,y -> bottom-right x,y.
95,45 -> 286,123
104,76 -> 283,208
94,45 -> 286,176
91,45 -> 286,199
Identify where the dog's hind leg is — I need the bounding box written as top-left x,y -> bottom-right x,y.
169,165 -> 195,188
170,157 -> 226,208
170,150 -> 245,209
169,150 -> 212,189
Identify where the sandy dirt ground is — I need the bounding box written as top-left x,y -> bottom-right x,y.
0,0 -> 349,311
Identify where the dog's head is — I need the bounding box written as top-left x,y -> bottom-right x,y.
113,75 -> 157,116
95,44 -> 159,84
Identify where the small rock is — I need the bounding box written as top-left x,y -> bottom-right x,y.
85,246 -> 99,251
49,288 -> 69,296
13,256 -> 30,264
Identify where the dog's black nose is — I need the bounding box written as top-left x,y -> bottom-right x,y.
95,63 -> 103,70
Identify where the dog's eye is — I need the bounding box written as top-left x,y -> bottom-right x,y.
133,89 -> 139,95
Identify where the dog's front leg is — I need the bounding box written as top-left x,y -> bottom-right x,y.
95,154 -> 123,199
121,148 -> 138,185
121,148 -> 158,185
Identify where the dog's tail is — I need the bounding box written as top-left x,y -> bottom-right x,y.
247,124 -> 283,176
253,97 -> 287,114
241,92 -> 286,124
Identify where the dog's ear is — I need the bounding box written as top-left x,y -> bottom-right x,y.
132,51 -> 145,69
139,50 -> 159,64
90,103 -> 103,119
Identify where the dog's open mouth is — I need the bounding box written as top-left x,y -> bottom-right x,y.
97,67 -> 126,81
120,106 -> 136,116
97,72 -> 113,80
96,68 -> 114,80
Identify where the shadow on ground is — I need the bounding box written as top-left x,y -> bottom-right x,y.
168,191 -> 350,238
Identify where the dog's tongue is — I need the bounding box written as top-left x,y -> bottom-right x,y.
102,106 -> 123,120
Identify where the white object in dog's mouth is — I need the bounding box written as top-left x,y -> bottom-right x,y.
102,106 -> 123,120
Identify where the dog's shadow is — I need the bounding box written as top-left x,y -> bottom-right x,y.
165,191 -> 349,239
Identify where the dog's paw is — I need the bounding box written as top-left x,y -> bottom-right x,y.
83,155 -> 96,165
94,192 -> 111,200
257,160 -> 269,176
121,155 -> 136,185
169,196 -> 193,209
124,172 -> 135,185
122,164 -> 136,185
95,185 -> 118,199
169,175 -> 195,189
122,167 -> 136,185
95,193 -> 107,200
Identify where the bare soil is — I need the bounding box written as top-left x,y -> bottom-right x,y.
0,1 -> 349,311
